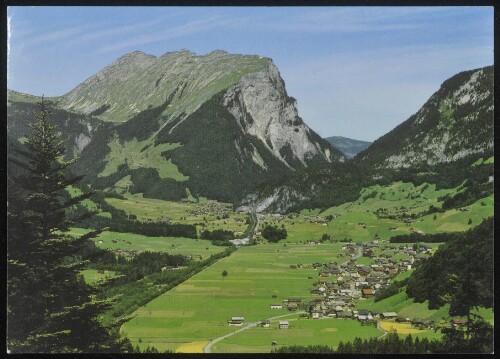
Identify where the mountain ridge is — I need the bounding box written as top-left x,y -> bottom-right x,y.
8,49 -> 344,203
325,136 -> 372,159
356,65 -> 493,168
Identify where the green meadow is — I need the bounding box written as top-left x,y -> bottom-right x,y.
68,227 -> 225,258
211,318 -> 382,353
99,136 -> 188,181
260,182 -> 493,243
80,269 -> 119,285
66,185 -> 112,218
105,194 -> 249,235
93,179 -> 493,352
355,285 -> 493,334
121,243 -> 354,352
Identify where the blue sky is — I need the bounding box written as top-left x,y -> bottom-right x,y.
7,6 -> 493,141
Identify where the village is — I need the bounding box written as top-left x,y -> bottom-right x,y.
302,241 -> 436,328
226,239 -> 446,332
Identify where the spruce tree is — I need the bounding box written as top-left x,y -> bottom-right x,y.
7,99 -> 132,353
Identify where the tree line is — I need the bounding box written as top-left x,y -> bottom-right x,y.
389,231 -> 460,243
74,193 -> 197,238
261,224 -> 288,242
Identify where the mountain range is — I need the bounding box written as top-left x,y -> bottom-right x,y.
7,51 -> 493,209
238,65 -> 494,212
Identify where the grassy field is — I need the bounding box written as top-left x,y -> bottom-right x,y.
120,243 -> 365,353
258,181 -> 493,243
100,180 -> 493,243
66,185 -> 111,218
99,135 -> 188,181
80,269 -> 119,284
356,289 -> 493,327
93,179 -> 493,352
379,321 -> 432,335
211,318 -> 382,353
68,227 -> 225,259
105,194 -> 249,236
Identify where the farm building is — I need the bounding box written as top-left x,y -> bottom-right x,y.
357,309 -> 370,317
357,315 -> 369,321
311,311 -> 322,319
381,312 -> 398,319
270,304 -> 283,309
261,320 -> 271,328
396,317 -> 411,323
279,321 -> 289,329
228,316 -> 245,326
412,318 -> 434,328
362,288 -> 374,298
337,310 -> 353,318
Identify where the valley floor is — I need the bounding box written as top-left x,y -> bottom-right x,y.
77,180 -> 493,353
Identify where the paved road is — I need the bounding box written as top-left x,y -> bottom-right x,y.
204,311 -> 305,353
376,321 -> 388,337
355,243 -> 363,259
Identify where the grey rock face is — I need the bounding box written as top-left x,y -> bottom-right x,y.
57,50 -> 270,122
237,186 -> 305,213
75,133 -> 92,153
223,62 -> 333,168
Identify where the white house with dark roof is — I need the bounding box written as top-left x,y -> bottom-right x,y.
279,321 -> 289,329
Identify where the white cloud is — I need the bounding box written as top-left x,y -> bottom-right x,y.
95,15 -> 239,54
71,16 -> 170,45
22,21 -> 101,46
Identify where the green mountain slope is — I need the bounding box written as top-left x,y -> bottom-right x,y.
356,66 -> 493,168
7,92 -> 105,159
57,50 -> 268,123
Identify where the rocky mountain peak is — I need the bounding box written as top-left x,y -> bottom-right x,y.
222,59 -> 337,167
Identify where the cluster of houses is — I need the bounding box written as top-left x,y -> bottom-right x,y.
302,242 -> 426,321
303,215 -> 334,225
261,213 -> 335,227
223,240 -> 459,332
188,202 -> 233,217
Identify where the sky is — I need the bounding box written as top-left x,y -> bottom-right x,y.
7,6 -> 493,141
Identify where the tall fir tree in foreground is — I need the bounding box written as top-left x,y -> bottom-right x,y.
7,99 -> 132,353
